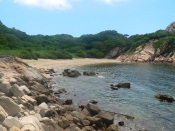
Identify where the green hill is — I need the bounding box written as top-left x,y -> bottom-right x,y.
0,20 -> 175,60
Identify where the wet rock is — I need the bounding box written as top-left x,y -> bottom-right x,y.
86,103 -> 100,116
97,111 -> 114,126
45,109 -> 56,117
62,69 -> 81,77
2,116 -> 22,129
0,96 -> 21,116
118,121 -> 124,126
35,94 -> 50,105
83,71 -> 96,76
107,124 -> 118,131
110,86 -> 118,90
155,93 -> 174,102
0,106 -> 8,122
115,83 -> 130,89
65,99 -> 73,105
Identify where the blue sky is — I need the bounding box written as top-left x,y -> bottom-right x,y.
0,0 -> 175,37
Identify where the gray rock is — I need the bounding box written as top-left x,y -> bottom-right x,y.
71,111 -> 85,121
30,81 -> 49,95
0,106 -> 8,122
166,21 -> 175,32
10,84 -> 25,97
155,93 -> 174,102
2,116 -> 22,129
86,103 -> 100,116
0,81 -> 12,96
18,95 -> 36,109
0,96 -> 21,116
65,99 -> 73,105
97,111 -> 114,126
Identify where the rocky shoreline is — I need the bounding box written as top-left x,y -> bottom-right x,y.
0,55 -> 126,131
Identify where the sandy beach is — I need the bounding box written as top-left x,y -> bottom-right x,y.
23,58 -> 120,69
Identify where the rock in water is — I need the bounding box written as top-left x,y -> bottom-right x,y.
155,93 -> 174,102
62,69 -> 81,77
115,83 -> 130,89
83,71 -> 96,76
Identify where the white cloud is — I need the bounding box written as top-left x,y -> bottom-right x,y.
97,0 -> 128,4
13,0 -> 72,10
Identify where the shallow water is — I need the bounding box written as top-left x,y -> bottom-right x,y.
53,63 -> 175,131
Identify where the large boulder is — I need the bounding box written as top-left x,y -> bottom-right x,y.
2,116 -> 22,129
97,111 -> 114,126
62,69 -> 81,77
155,93 -> 174,102
10,84 -> 25,97
86,103 -> 100,116
0,106 -> 8,122
19,67 -> 44,82
30,81 -> 49,95
71,111 -> 86,121
0,96 -> 21,116
83,71 -> 96,76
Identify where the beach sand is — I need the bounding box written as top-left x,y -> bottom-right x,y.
23,58 -> 120,69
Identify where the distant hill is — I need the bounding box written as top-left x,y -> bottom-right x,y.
0,20 -> 175,62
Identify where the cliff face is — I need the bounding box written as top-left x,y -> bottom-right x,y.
116,40 -> 175,63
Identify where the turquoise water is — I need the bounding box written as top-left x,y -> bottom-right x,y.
53,63 -> 175,131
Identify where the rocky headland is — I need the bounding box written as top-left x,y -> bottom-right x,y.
0,55 -> 124,131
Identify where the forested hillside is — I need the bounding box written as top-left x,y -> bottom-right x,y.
0,20 -> 175,60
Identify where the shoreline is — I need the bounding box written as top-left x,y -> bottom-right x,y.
23,58 -> 120,69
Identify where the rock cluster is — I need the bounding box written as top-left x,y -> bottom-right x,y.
0,56 -> 119,131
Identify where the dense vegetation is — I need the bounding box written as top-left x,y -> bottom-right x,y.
0,21 -> 175,59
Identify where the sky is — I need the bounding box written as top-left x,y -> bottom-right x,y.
0,0 -> 175,37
